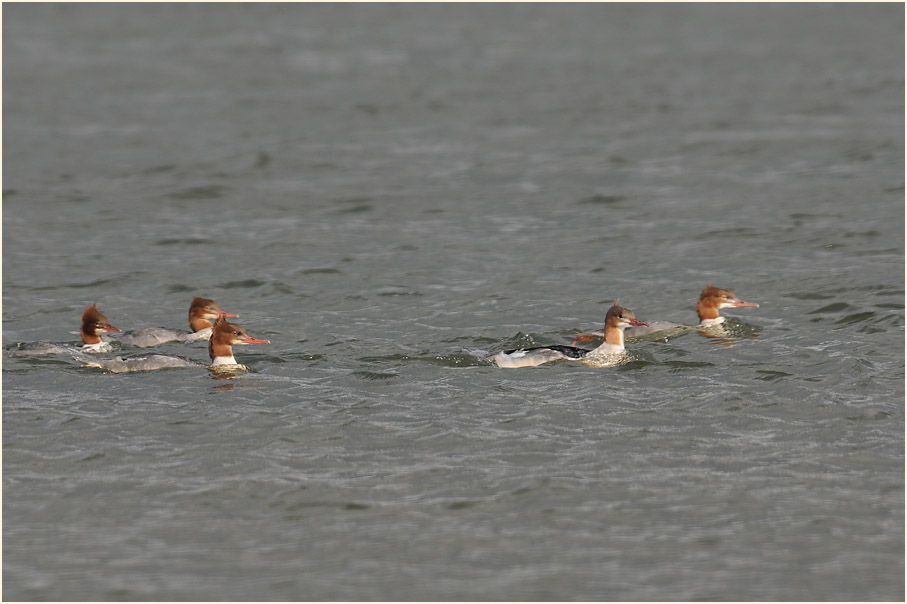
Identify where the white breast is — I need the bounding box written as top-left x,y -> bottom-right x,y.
699,317 -> 726,327
211,355 -> 238,366
81,341 -> 113,353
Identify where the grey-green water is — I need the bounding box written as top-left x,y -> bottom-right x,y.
3,4 -> 904,601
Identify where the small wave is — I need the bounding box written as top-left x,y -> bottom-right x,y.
352,370 -> 399,381
155,237 -> 211,246
298,268 -> 342,275
167,185 -> 227,200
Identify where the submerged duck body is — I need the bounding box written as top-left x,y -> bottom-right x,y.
72,352 -> 203,373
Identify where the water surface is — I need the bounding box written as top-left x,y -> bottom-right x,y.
3,4 -> 904,601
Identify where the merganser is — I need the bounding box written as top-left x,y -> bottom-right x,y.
113,297 -> 238,347
5,303 -> 122,356
692,284 -> 759,328
208,315 -> 270,367
572,284 -> 759,343
491,301 -> 646,368
71,315 -> 269,374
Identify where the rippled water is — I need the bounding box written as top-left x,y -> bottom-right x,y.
3,4 -> 904,601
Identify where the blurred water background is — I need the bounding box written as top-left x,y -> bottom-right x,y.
3,3 -> 904,601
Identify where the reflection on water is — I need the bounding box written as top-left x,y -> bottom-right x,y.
697,318 -> 763,344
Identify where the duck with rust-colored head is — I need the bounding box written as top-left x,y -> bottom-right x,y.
209,315 -> 270,366
492,300 -> 646,368
114,296 -> 240,347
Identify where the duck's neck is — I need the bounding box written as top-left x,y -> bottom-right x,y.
603,325 -> 625,347
80,329 -> 102,345
697,299 -> 721,322
190,316 -> 214,332
209,338 -> 236,365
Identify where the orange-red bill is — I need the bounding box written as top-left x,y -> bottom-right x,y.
732,300 -> 759,308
